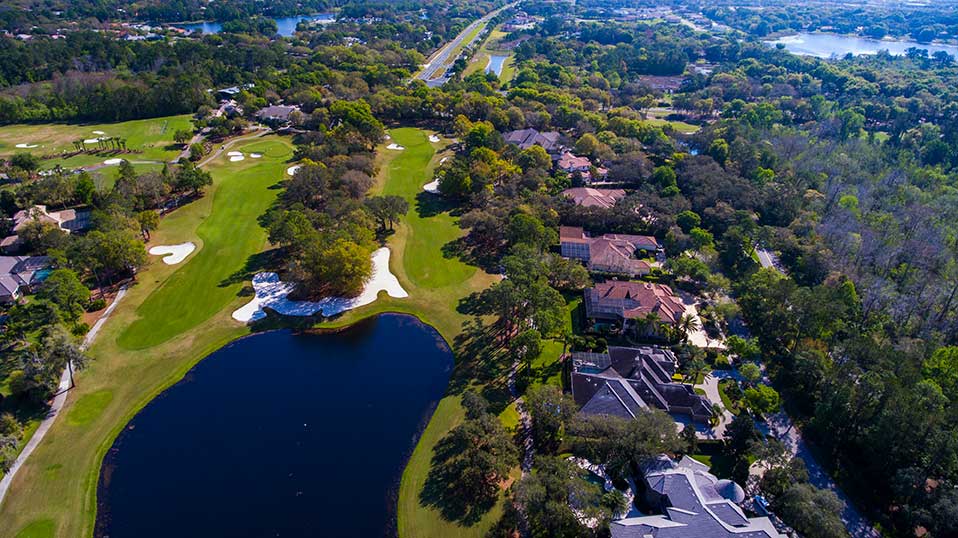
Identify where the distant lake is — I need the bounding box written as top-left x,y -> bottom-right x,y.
176,13 -> 334,37
95,314 -> 453,538
767,32 -> 958,59
486,54 -> 508,77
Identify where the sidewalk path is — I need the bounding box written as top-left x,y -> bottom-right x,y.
0,285 -> 128,506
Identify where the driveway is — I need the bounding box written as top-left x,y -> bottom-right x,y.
760,412 -> 880,538
678,292 -> 726,350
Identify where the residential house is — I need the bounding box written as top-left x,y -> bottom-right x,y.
571,346 -> 713,423
560,226 -> 660,277
562,187 -> 626,209
556,151 -> 607,182
610,455 -> 786,537
503,128 -> 562,153
255,104 -> 300,125
583,280 -> 685,331
0,255 -> 53,302
2,205 -> 89,253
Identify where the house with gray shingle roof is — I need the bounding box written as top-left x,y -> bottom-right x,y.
571,346 -> 713,423
610,455 -> 786,538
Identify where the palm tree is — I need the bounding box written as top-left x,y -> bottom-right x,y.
678,313 -> 700,344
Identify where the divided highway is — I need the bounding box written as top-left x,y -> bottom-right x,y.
415,3 -> 516,87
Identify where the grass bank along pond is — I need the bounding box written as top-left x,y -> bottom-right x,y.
95,314 -> 453,538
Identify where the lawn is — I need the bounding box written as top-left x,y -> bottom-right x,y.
0,135 -> 292,538
116,137 -> 293,349
0,115 -> 193,169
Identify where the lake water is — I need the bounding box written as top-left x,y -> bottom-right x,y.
176,13 -> 334,37
486,54 -> 508,77
95,314 -> 453,538
766,32 -> 958,59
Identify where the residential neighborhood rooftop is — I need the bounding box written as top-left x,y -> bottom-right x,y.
562,187 -> 626,209
584,280 -> 685,326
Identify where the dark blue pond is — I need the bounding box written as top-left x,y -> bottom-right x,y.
176,13 -> 335,37
95,314 -> 453,538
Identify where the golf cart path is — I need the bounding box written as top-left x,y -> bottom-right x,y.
0,285 -> 128,506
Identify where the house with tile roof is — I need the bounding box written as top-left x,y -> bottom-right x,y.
610,455 -> 786,537
584,280 -> 684,332
562,187 -> 627,209
556,151 -> 608,182
560,226 -> 660,277
571,346 -> 713,423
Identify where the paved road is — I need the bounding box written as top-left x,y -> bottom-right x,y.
760,413 -> 880,538
0,285 -> 128,507
415,3 -> 515,86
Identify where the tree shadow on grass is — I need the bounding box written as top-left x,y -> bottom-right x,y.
419,431 -> 499,526
219,249 -> 280,288
414,190 -> 455,219
448,316 -> 514,415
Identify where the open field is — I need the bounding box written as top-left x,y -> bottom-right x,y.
0,115 -> 193,169
0,135 -> 293,538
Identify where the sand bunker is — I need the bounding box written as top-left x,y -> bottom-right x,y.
286,164 -> 302,176
429,134 -> 440,143
384,134 -> 391,140
103,158 -> 124,165
232,247 -> 408,323
386,143 -> 405,150
439,157 -> 448,164
92,130 -> 106,135
83,138 -> 100,144
15,143 -> 38,149
423,178 -> 440,194
149,242 -> 196,265
227,151 -> 243,156
250,153 -> 263,158
230,155 -> 245,162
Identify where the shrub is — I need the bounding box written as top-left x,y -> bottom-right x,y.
72,322 -> 90,336
87,298 -> 107,312
0,413 -> 21,437
714,355 -> 731,369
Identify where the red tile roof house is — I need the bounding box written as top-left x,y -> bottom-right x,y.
560,226 -> 660,277
561,187 -> 626,209
556,151 -> 608,182
584,280 -> 685,335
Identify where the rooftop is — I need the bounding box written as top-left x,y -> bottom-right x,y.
562,187 -> 626,209
584,281 -> 684,324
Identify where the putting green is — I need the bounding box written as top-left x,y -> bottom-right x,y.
116,137 -> 293,350
379,128 -> 476,289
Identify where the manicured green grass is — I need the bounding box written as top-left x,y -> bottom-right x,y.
65,390 -> 113,427
645,117 -> 701,134
378,129 -> 476,289
0,134 -> 288,538
0,115 -> 193,169
461,27 -> 516,84
117,137 -> 293,349
13,519 -> 55,538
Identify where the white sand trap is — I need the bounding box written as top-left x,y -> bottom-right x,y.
429,134 -> 440,143
232,247 -> 408,323
439,157 -> 448,164
286,164 -> 302,176
384,134 -> 392,140
230,155 -> 245,162
92,130 -> 106,135
227,151 -> 243,156
149,242 -> 196,265
15,143 -> 38,148
103,158 -> 124,165
423,178 -> 440,194
386,143 -> 405,150
250,153 -> 263,158
83,138 -> 100,144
